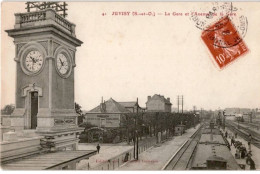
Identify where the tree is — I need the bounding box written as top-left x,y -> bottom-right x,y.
1,104 -> 15,115
75,102 -> 83,125
121,113 -> 135,144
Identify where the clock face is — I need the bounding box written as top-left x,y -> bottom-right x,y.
25,50 -> 43,72
57,53 -> 70,75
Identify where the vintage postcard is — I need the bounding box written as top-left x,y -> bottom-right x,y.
1,1 -> 260,170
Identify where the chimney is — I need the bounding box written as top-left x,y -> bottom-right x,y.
147,96 -> 151,101
100,98 -> 106,113
167,97 -> 170,102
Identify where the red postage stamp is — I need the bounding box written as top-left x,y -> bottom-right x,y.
201,16 -> 249,69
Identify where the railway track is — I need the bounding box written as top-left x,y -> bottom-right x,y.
241,122 -> 260,131
226,121 -> 260,149
162,125 -> 202,170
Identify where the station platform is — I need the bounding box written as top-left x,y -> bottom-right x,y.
77,143 -> 133,169
118,124 -> 201,170
224,128 -> 259,170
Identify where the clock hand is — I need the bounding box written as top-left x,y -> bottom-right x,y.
59,58 -> 64,66
32,57 -> 36,63
29,56 -> 33,63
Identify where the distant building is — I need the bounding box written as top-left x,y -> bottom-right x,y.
146,94 -> 172,112
85,98 -> 130,128
224,108 -> 252,116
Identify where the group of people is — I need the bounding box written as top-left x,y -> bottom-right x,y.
227,131 -> 256,170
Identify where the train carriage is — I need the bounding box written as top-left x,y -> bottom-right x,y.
191,143 -> 240,170
191,122 -> 241,170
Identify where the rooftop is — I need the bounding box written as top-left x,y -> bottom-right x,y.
88,98 -> 131,113
118,101 -> 138,108
146,94 -> 172,105
6,8 -> 82,47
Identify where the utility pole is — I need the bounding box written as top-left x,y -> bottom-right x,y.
133,123 -> 136,159
181,95 -> 183,114
177,95 -> 183,114
223,110 -> 226,130
177,95 -> 179,113
136,98 -> 139,160
156,112 -> 159,143
201,108 -> 203,121
133,111 -> 136,159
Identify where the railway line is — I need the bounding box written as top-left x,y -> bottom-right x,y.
240,122 -> 260,131
162,125 -> 202,170
226,120 -> 260,149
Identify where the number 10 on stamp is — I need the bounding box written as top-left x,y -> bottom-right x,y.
201,16 -> 249,69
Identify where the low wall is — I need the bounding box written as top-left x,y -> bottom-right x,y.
86,136 -> 157,170
1,115 -> 12,126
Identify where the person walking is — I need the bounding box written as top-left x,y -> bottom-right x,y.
231,137 -> 235,146
235,132 -> 237,138
241,147 -> 246,159
96,144 -> 101,154
225,131 -> 228,138
249,134 -> 252,142
248,134 -> 252,151
246,151 -> 252,165
249,158 -> 256,170
248,141 -> 251,152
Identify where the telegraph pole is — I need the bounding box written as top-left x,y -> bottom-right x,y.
181,95 -> 183,114
201,108 -> 203,119
223,110 -> 226,130
133,123 -> 136,159
177,95 -> 183,114
193,106 -> 196,114
193,106 -> 196,128
136,98 -> 139,160
177,95 -> 179,113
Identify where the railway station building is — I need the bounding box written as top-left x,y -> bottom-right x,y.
85,98 -> 131,128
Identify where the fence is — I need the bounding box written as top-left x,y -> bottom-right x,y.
86,136 -> 157,170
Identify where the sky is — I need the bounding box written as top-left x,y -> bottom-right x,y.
1,2 -> 260,111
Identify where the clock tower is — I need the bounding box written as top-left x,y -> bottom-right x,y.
6,4 -> 83,150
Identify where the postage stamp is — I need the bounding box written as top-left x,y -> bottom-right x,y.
201,16 -> 249,69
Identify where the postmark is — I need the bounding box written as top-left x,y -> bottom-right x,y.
190,2 -> 248,38
190,2 -> 232,31
190,2 -> 249,69
201,16 -> 248,69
